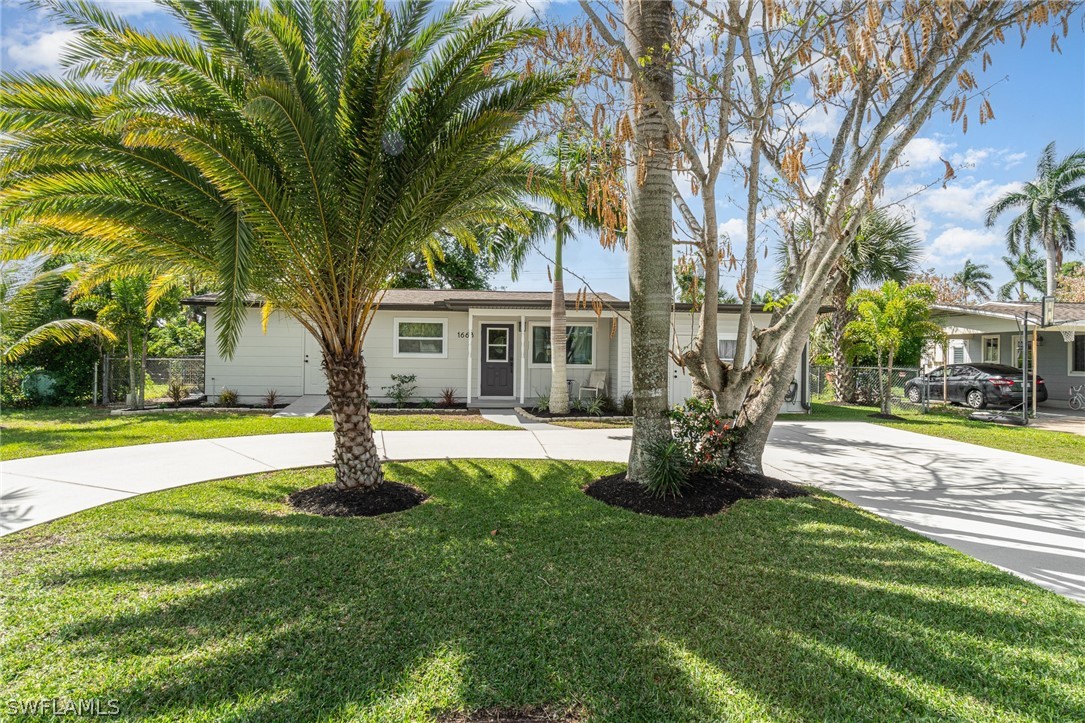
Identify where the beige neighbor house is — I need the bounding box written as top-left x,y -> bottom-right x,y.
928,301 -> 1085,407
182,288 -> 812,413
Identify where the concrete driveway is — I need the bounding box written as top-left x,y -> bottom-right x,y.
2,421 -> 1082,602
762,421 -> 1085,602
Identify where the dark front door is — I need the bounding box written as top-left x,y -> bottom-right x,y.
480,324 -> 514,397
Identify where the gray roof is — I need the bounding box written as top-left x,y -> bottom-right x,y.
932,301 -> 1085,325
181,288 -> 788,313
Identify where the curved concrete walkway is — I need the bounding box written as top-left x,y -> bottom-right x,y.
2,422 -> 1082,602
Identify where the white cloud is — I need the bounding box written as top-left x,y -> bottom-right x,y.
6,29 -> 78,76
1002,151 -> 1028,169
926,226 -> 1002,264
919,179 -> 1021,224
501,0 -> 553,22
717,218 -> 746,242
899,137 -> 949,169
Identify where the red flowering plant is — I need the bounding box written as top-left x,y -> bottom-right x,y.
667,397 -> 736,473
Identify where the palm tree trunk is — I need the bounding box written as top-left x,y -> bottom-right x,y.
623,0 -> 674,483
325,353 -> 383,491
830,280 -> 855,403
1045,237 -> 1058,296
549,222 -> 570,414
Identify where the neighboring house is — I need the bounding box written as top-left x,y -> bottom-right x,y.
928,301 -> 1085,407
182,289 -> 812,412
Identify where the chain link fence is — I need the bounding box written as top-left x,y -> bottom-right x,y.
102,356 -> 204,404
810,365 -> 929,414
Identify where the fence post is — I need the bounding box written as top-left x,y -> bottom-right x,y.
102,355 -> 110,404
93,360 -> 99,406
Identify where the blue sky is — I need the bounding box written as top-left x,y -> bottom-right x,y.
3,0 -> 1083,299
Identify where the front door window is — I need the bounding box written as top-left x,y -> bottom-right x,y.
486,327 -> 509,362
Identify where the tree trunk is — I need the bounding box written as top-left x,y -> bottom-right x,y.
138,332 -> 147,409
549,221 -> 570,414
622,0 -> 675,483
876,352 -> 887,416
325,354 -> 384,491
125,331 -> 138,409
1045,237 -> 1058,296
829,280 -> 856,403
884,349 -> 895,416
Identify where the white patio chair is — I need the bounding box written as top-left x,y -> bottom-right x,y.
579,370 -> 607,400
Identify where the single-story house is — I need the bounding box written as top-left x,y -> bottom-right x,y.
928,301 -> 1085,407
181,289 -> 812,413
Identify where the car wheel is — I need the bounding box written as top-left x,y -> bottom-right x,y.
906,385 -> 922,403
966,389 -> 986,409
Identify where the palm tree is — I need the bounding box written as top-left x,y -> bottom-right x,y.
0,259 -> 115,363
986,142 -> 1085,295
845,281 -> 944,416
491,138 -> 612,414
952,260 -> 993,302
998,252 -> 1046,301
0,0 -> 565,491
821,210 -> 922,403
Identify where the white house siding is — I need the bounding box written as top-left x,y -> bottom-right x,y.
363,311 -> 469,403
205,307 -> 305,403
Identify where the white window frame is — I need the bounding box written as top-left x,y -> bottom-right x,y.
718,336 -> 738,363
393,317 -> 448,359
1068,332 -> 1085,376
950,340 -> 967,365
981,334 -> 1001,364
485,326 -> 510,363
528,322 -> 596,367
1006,332 -> 1032,366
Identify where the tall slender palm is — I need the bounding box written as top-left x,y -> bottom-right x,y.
998,252 -> 1046,301
491,139 -> 607,414
0,0 -> 565,490
952,260 -> 993,302
986,142 -> 1085,295
824,210 -> 922,403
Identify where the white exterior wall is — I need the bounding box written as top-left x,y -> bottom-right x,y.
204,305 -> 807,412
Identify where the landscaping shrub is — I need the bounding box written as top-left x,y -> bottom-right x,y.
19,341 -> 98,405
581,396 -> 605,417
534,391 -> 550,413
218,388 -> 239,407
668,397 -> 734,472
1,364 -> 38,408
166,380 -> 187,408
619,392 -> 634,415
263,389 -> 279,408
382,374 -> 417,408
418,398 -> 435,409
20,370 -> 57,405
643,439 -> 690,498
438,387 -> 458,407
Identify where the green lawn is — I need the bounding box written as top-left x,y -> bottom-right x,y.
2,460 -> 1081,722
780,402 -> 1085,466
0,407 -> 519,460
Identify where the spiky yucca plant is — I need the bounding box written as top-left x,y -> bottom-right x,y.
0,0 -> 566,490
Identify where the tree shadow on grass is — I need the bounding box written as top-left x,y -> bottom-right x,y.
5,460 -> 1083,722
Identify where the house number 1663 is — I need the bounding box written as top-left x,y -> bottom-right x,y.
456,331 -> 474,339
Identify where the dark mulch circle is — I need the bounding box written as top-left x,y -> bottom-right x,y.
438,707 -> 580,723
868,412 -> 906,421
287,481 -> 427,517
585,470 -> 806,518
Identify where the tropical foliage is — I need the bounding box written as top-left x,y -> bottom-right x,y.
952,260 -> 993,302
846,282 -> 945,416
0,0 -> 566,489
986,142 -> 1085,295
998,252 -> 1046,301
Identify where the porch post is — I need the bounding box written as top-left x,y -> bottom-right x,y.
519,313 -> 526,404
1032,328 -> 1038,416
466,309 -> 473,405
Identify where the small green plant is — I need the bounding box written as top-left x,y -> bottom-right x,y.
418,398 -> 435,409
569,397 -> 584,413
218,388 -> 239,407
643,440 -> 690,498
263,389 -> 280,408
582,396 -> 605,417
382,374 -> 417,408
166,379 -> 187,408
534,391 -> 550,413
668,397 -> 734,472
619,392 -> 634,416
439,387 -> 458,407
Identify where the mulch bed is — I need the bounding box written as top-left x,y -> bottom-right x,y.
439,707 -> 580,723
868,412 -> 906,421
585,470 -> 806,518
287,481 -> 427,517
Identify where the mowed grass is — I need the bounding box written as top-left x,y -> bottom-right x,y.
2,460 -> 1082,722
0,407 -> 519,460
780,402 -> 1085,466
